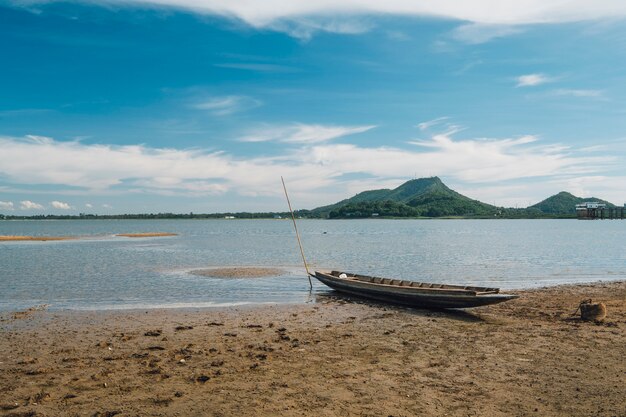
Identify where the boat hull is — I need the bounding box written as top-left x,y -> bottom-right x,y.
314,271 -> 518,309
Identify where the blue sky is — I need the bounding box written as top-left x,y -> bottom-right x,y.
1,1 -> 626,214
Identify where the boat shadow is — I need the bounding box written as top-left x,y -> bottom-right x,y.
313,291 -> 486,323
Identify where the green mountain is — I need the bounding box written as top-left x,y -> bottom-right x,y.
530,191 -> 615,215
312,177 -> 498,218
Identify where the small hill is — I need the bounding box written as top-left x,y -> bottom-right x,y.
312,177 -> 497,218
530,191 -> 614,215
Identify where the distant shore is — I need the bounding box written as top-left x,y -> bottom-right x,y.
1,280 -> 624,416
1,215 -> 579,220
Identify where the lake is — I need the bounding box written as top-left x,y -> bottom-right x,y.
1,219 -> 624,311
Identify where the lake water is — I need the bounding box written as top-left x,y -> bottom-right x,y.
0,219 -> 624,311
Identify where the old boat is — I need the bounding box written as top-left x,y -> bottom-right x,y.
313,270 -> 518,309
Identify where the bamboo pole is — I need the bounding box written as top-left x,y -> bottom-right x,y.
281,176 -> 313,289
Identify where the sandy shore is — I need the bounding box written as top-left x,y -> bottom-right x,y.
1,282 -> 624,417
0,233 -> 177,242
0,236 -> 75,242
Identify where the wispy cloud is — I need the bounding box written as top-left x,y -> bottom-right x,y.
20,200 -> 44,210
0,201 -> 15,210
240,123 -> 377,144
451,24 -> 524,44
552,89 -> 604,98
51,200 -> 72,209
417,117 -> 449,131
192,95 -> 261,116
267,17 -> 373,41
20,1 -> 626,39
0,108 -> 54,117
516,73 -> 551,87
214,63 -> 296,73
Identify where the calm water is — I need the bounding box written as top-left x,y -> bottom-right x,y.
0,219 -> 624,311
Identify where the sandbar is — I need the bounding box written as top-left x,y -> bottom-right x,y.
0,235 -> 75,241
0,281 -> 624,416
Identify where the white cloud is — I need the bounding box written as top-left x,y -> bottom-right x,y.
311,133 -> 609,183
20,200 -> 44,210
240,123 -> 377,144
0,132 -> 618,209
102,204 -> 113,209
192,95 -> 261,116
101,1 -> 626,26
457,175 -> 626,208
0,201 -> 15,210
85,203 -> 93,208
51,200 -> 72,209
20,1 -> 626,39
516,73 -> 551,87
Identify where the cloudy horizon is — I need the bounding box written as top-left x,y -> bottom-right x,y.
1,1 -> 625,214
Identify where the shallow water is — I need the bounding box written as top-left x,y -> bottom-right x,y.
0,219 -> 624,310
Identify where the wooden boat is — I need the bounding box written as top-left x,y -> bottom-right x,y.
313,270 -> 518,309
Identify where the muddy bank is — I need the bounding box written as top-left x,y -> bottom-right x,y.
0,281 -> 624,416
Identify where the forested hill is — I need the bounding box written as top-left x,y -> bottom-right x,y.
311,178 -> 618,218
529,191 -> 615,215
312,177 -> 498,218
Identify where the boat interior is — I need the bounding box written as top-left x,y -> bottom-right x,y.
327,270 -> 500,294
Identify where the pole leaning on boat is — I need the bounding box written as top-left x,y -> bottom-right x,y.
281,176 -> 313,289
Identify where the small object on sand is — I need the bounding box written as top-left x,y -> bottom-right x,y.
577,299 -> 607,321
144,329 -> 162,337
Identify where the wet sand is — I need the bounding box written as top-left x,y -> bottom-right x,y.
1,281 -> 624,417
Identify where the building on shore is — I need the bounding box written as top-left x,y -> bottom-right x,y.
576,202 -> 625,220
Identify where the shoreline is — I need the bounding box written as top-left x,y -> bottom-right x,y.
1,280 -> 624,416
2,279 -> 625,313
